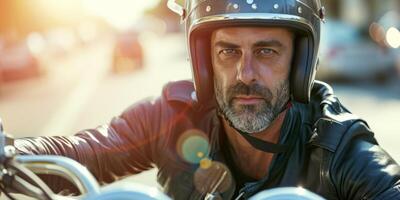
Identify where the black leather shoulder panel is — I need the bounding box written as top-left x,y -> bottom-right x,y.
308,81 -> 373,153
309,113 -> 364,153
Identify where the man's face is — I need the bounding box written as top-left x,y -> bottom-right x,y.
211,27 -> 294,134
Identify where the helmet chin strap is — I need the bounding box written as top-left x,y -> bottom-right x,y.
218,104 -> 290,154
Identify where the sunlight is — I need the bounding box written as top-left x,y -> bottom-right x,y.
83,0 -> 160,30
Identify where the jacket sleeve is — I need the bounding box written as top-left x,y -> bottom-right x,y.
14,98 -> 164,188
331,122 -> 400,199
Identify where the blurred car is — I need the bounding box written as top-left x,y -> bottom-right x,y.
112,30 -> 144,73
0,39 -> 41,83
317,20 -> 397,82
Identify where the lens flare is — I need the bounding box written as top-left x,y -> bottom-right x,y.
193,161 -> 233,194
176,129 -> 210,164
199,158 -> 212,169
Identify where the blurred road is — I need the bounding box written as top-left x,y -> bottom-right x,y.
0,33 -> 399,190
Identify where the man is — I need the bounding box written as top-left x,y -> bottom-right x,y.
15,0 -> 400,199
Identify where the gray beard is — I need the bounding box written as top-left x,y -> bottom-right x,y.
215,80 -> 290,134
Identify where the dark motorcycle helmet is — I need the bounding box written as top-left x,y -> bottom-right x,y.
168,0 -> 325,104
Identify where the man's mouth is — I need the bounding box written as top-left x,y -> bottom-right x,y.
232,95 -> 265,105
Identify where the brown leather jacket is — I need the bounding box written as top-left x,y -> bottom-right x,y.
15,80 -> 400,199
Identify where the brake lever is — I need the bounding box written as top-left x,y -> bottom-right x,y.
0,118 -> 16,163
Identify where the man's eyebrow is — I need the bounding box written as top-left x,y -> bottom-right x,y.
214,41 -> 240,48
253,40 -> 284,48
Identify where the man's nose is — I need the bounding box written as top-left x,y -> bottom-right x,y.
237,53 -> 257,85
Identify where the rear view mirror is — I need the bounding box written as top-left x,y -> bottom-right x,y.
167,0 -> 185,18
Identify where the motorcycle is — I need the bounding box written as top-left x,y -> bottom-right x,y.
0,119 -> 171,200
0,119 -> 325,200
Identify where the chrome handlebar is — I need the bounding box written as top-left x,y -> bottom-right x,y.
0,118 -> 170,200
250,187 -> 326,200
15,155 -> 100,196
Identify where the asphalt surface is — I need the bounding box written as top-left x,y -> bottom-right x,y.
0,33 -> 399,193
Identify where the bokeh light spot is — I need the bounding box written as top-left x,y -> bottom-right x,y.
200,158 -> 212,169
197,151 -> 205,158
369,22 -> 385,44
386,27 -> 400,48
181,135 -> 209,164
176,129 -> 210,164
194,161 -> 233,194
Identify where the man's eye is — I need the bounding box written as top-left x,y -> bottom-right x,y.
220,49 -> 238,55
257,48 -> 275,56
